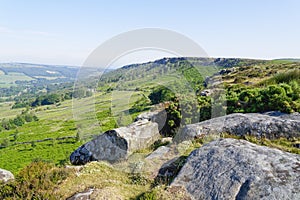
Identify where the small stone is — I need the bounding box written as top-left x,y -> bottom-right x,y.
0,168 -> 14,183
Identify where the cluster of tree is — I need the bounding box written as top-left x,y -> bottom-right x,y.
0,110 -> 39,131
12,88 -> 93,109
31,94 -> 62,107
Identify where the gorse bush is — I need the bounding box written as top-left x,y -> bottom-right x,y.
260,69 -> 300,86
227,83 -> 300,114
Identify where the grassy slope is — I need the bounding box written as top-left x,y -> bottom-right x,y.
0,57 -> 218,174
1,58 -> 299,174
0,90 -> 148,174
0,58 -> 300,199
221,60 -> 300,86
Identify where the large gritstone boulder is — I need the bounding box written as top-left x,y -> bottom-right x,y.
175,112 -> 300,143
172,138 -> 300,200
135,109 -> 167,132
70,119 -> 160,165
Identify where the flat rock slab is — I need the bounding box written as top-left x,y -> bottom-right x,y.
175,112 -> 300,142
172,138 -> 300,200
70,119 -> 160,165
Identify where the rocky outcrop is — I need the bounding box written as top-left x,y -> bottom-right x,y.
172,138 -> 300,200
0,168 -> 14,183
135,109 -> 167,132
70,119 -> 160,165
175,112 -> 300,143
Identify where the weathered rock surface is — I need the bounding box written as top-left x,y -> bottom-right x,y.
175,112 -> 300,143
67,188 -> 94,200
0,168 -> 14,183
70,119 -> 160,165
135,109 -> 167,132
172,138 -> 300,200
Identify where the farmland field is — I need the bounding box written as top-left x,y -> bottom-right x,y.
0,90 -> 147,173
0,72 -> 34,87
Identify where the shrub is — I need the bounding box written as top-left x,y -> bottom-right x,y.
0,160 -> 70,200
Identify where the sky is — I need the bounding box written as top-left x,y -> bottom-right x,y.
0,0 -> 299,67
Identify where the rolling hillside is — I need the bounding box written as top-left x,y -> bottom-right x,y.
0,57 -> 300,199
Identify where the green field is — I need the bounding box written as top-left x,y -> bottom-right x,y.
0,90 -> 147,174
0,72 -> 34,88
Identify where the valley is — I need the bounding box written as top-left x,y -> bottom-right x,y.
0,57 -> 299,199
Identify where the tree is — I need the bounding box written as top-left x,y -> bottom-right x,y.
13,115 -> 25,127
148,86 -> 175,105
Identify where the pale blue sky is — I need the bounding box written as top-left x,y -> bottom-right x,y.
0,0 -> 299,66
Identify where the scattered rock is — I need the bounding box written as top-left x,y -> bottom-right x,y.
175,112 -> 300,143
155,156 -> 187,184
161,137 -> 173,144
144,146 -> 173,178
146,146 -> 171,160
144,142 -> 190,179
199,89 -> 211,96
70,119 -> 160,165
172,138 -> 300,200
0,168 -> 14,183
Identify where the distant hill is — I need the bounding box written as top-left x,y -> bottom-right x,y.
0,63 -> 105,88
98,57 -> 269,92
274,58 -> 300,63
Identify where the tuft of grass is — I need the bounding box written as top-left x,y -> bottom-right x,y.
259,69 -> 300,86
135,185 -> 191,200
56,161 -> 152,199
221,133 -> 300,154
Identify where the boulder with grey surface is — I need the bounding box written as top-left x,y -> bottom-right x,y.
0,168 -> 14,183
175,112 -> 300,143
70,119 -> 160,165
172,138 -> 300,200
135,109 -> 167,132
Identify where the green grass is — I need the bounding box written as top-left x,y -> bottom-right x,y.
0,102 -> 24,119
56,161 -> 152,199
221,133 -> 300,154
0,90 -> 149,174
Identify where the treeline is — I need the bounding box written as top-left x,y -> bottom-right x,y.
12,89 -> 93,109
0,110 -> 39,131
